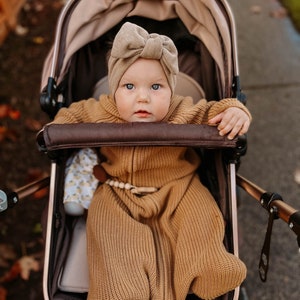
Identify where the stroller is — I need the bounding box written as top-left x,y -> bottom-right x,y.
1,0 -> 299,299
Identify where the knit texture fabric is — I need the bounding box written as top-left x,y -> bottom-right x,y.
53,95 -> 249,299
108,22 -> 179,96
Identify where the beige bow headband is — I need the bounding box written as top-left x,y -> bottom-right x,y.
108,22 -> 179,96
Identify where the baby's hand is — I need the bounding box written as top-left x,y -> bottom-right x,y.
208,107 -> 250,140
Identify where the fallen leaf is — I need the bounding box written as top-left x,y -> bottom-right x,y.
14,25 -> 29,36
34,2 -> 44,12
33,188 -> 49,199
0,127 -> 7,142
0,104 -> 21,120
0,105 -> 10,119
0,286 -> 7,300
0,244 -> 17,268
25,118 -> 43,132
0,261 -> 21,283
26,168 -> 46,182
26,169 -> 49,199
270,7 -> 287,19
32,223 -> 43,234
0,256 -> 40,283
250,5 -> 262,14
32,36 -> 45,44
53,1 -> 65,9
18,256 -> 40,280
8,109 -> 21,120
0,126 -> 19,143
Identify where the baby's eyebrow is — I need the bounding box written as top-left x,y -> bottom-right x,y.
119,75 -> 134,82
154,77 -> 168,82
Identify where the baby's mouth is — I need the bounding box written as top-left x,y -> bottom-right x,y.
134,110 -> 151,117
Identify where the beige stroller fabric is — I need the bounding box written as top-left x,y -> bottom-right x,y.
41,0 -> 232,97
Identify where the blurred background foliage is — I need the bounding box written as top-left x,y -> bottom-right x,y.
281,0 -> 300,32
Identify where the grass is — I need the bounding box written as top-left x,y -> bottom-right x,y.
280,0 -> 300,32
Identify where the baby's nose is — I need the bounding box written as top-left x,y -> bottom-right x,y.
137,96 -> 150,103
137,89 -> 150,102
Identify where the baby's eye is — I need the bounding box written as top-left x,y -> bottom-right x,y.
125,83 -> 134,90
151,84 -> 160,90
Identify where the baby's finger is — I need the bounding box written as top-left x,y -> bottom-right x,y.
217,114 -> 237,135
208,113 -> 224,125
238,119 -> 251,136
227,123 -> 243,140
227,118 -> 250,139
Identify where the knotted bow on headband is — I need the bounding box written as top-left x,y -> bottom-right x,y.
108,22 -> 179,96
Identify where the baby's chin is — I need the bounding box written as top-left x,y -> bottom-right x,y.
128,115 -> 161,123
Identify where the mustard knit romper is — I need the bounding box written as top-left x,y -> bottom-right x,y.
53,95 -> 249,300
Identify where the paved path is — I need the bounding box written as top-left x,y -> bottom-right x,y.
227,0 -> 300,299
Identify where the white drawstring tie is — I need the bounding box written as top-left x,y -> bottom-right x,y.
105,179 -> 158,195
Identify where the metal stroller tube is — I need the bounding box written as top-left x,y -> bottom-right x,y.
50,0 -> 81,79
43,163 -> 57,300
236,174 -> 298,223
40,0 -> 81,117
236,173 -> 299,241
219,0 -> 246,103
228,163 -> 240,300
219,0 -> 239,77
0,177 -> 50,213
236,173 -> 300,282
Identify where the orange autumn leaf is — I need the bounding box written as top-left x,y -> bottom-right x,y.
26,168 -> 49,199
0,104 -> 20,120
25,118 -> 43,132
0,261 -> 21,283
0,286 -> 7,300
0,126 -> 19,143
26,168 -> 45,183
33,187 -> 49,199
0,105 -> 10,119
0,126 -> 7,142
8,109 -> 21,120
0,256 -> 40,283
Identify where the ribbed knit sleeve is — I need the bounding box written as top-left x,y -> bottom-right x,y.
168,96 -> 251,125
52,95 -> 123,124
52,98 -> 99,124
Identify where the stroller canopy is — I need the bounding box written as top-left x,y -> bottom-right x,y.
41,0 -> 234,98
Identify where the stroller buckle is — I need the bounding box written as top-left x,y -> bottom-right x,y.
260,192 -> 283,213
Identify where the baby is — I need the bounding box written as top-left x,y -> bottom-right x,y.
53,22 -> 251,300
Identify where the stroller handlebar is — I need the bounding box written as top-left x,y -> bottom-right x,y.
37,122 -> 240,152
237,174 -> 300,245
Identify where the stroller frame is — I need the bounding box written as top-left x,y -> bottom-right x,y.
39,1 -> 245,299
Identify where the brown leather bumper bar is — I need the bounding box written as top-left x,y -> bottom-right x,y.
37,123 -> 238,151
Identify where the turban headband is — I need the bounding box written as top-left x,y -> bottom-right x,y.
108,22 -> 179,96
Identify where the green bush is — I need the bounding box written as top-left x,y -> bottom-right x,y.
281,0 -> 300,32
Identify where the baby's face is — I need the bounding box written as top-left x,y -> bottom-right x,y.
115,58 -> 171,122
